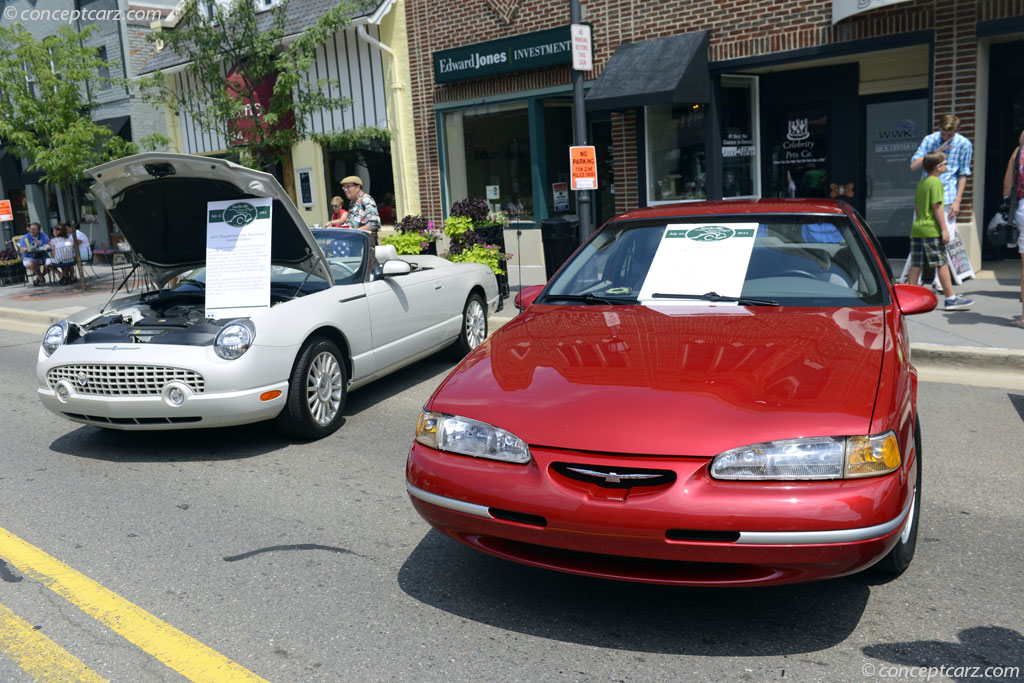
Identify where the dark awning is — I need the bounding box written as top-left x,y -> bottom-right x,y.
96,116 -> 132,141
585,31 -> 710,112
0,149 -> 24,190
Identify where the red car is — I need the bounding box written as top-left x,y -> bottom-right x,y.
406,199 -> 937,587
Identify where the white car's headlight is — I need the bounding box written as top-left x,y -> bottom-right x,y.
710,432 -> 900,481
214,321 -> 254,360
42,321 -> 68,357
415,410 -> 531,464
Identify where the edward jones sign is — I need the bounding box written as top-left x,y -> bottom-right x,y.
434,26 -> 584,84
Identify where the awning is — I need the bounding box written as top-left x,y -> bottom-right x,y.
0,149 -> 24,190
585,31 -> 710,112
96,115 -> 132,141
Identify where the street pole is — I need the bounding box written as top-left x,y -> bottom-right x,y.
570,0 -> 591,243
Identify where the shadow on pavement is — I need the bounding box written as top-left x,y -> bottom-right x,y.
397,529 -> 869,655
344,353 -> 460,416
48,419 -> 290,462
863,626 -> 1024,682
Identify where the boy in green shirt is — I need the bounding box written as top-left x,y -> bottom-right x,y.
908,151 -> 973,310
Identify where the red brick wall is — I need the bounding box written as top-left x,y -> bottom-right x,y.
406,0 -> 1024,222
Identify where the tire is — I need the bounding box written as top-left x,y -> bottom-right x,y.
874,419 -> 922,575
449,293 -> 487,359
276,336 -> 347,439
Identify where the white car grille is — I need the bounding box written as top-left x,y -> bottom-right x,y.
47,364 -> 206,396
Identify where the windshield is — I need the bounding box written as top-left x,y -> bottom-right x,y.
312,228 -> 367,285
543,215 -> 884,307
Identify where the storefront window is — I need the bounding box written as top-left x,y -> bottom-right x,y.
864,98 -> 928,238
720,76 -> 759,198
645,103 -> 707,203
543,100 -> 576,216
444,103 -> 533,220
767,105 -> 829,199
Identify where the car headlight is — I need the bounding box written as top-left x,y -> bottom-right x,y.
415,410 -> 531,464
710,432 -> 900,481
42,321 -> 68,357
214,321 -> 254,360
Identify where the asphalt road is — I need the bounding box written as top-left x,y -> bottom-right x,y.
0,326 -> 1022,683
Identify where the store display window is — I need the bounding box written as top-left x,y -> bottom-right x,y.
444,103 -> 534,220
645,103 -> 707,203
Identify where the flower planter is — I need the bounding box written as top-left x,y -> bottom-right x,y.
0,263 -> 27,286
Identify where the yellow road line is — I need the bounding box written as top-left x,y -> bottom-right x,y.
0,526 -> 268,683
0,601 -> 108,683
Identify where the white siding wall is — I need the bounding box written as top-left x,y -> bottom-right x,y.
175,25 -> 388,155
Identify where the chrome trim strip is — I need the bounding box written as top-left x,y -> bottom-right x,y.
339,294 -> 367,303
406,483 -> 493,519
736,497 -> 913,545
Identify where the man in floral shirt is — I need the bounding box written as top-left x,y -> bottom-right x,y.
340,175 -> 381,245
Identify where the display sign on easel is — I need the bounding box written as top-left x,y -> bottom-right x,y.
205,197 -> 273,319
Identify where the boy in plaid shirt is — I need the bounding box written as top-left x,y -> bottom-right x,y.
908,151 -> 973,310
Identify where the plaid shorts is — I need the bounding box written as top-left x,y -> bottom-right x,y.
909,237 -> 947,268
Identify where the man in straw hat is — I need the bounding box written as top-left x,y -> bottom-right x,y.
340,175 -> 380,245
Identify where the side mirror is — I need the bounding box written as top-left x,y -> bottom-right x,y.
382,260 -> 412,277
893,284 -> 937,315
514,284 -> 545,311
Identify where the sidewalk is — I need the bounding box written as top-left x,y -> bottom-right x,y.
1,258 -> 1021,380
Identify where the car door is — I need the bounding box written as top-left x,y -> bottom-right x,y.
364,265 -> 448,372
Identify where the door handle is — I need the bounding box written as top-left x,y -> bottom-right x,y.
434,283 -> 443,290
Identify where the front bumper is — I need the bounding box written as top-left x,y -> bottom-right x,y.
406,442 -> 914,587
37,342 -> 294,430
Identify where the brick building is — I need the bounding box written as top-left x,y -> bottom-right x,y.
406,0 -> 1024,284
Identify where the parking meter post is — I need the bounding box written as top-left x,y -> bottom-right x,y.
571,0 -> 591,243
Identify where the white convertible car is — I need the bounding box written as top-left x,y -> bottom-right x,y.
36,153 -> 499,439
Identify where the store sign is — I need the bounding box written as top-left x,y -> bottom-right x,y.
552,182 -> 569,211
433,26 -> 576,84
225,68 -> 293,146
570,146 -> 598,190
832,0 -> 912,24
0,200 -> 12,222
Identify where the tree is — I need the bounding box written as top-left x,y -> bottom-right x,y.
138,0 -> 384,198
0,23 -> 166,288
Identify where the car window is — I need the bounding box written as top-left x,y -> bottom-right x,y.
544,215 -> 884,307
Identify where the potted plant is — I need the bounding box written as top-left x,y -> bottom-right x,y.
0,247 -> 25,286
443,198 -> 512,299
382,215 -> 442,255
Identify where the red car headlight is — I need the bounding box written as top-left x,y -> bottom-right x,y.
415,410 -> 531,464
710,432 -> 900,481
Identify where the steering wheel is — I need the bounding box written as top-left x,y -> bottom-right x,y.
328,259 -> 356,276
777,269 -> 819,280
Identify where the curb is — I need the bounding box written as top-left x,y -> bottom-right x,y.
910,342 -> 1024,372
0,306 -> 66,326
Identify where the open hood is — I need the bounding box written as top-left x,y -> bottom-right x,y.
85,153 -> 331,287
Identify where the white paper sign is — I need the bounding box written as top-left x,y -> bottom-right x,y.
638,223 -> 758,303
571,23 -> 592,71
205,197 -> 273,319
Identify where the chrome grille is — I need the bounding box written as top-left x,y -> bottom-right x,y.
48,364 -> 206,396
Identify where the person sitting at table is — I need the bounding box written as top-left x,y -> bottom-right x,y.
18,222 -> 50,286
325,196 -> 349,227
45,224 -> 77,285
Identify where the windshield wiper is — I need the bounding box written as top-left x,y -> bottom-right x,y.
650,291 -> 779,306
542,293 -> 636,305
